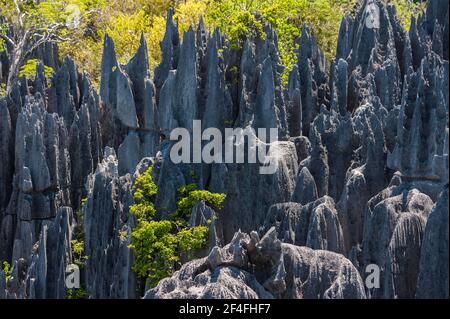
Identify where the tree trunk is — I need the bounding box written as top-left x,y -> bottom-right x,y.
6,38 -> 27,95
6,61 -> 18,95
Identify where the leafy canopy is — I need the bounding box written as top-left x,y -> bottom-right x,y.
0,0 -> 107,93
1,0 -> 425,87
129,167 -> 225,289
18,59 -> 54,80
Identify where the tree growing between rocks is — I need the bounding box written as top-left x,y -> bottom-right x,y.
129,167 -> 226,294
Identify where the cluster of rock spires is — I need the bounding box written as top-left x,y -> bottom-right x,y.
0,0 -> 448,299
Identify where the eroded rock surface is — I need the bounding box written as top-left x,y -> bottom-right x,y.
145,228 -> 366,299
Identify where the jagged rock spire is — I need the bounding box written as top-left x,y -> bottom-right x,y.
154,9 -> 180,101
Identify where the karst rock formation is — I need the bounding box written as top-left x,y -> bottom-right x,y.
0,0 -> 448,299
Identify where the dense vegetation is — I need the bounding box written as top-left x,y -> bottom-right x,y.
1,261 -> 11,282
129,167 -> 225,291
1,0 -> 426,89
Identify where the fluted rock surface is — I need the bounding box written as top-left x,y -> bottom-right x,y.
416,185 -> 449,299
83,147 -> 136,298
0,0 -> 448,300
262,196 -> 345,253
145,228 -> 366,299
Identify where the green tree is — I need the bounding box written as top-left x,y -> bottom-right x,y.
206,0 -> 357,82
174,183 -> 226,222
129,167 -> 224,293
1,261 -> 12,282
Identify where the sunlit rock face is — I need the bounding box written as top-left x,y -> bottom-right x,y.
145,228 -> 366,299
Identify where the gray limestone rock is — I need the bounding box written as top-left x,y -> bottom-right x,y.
84,148 -> 136,298
0,0 -> 448,300
209,140 -> 298,243
262,197 -> 344,254
145,228 -> 365,299
174,28 -> 198,131
154,9 -> 180,101
291,167 -> 318,205
416,185 -> 449,299
118,131 -> 142,176
0,99 -> 13,219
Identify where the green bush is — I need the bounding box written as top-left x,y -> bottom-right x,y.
129,167 -> 225,290
130,167 -> 157,220
71,239 -> 88,267
18,59 -> 54,81
129,220 -> 178,286
174,183 -> 226,221
386,0 -> 426,31
206,0 -> 355,82
1,261 -> 12,282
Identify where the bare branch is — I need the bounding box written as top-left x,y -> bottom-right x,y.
12,0 -> 23,29
24,23 -> 67,56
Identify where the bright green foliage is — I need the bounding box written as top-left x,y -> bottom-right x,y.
1,261 -> 12,282
387,0 -> 426,31
129,167 -> 225,289
103,9 -> 152,64
206,1 -> 264,50
130,166 -> 157,220
177,226 -> 209,260
130,219 -> 209,288
206,0 -> 357,82
71,239 -> 87,267
129,220 -> 178,286
0,37 -> 5,53
18,59 -> 54,80
175,183 -> 226,221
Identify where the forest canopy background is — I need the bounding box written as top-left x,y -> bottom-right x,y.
0,0 -> 426,88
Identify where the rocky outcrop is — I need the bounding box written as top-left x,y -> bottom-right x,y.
416,185 -> 449,299
287,25 -> 329,138
291,167 -> 318,204
83,147 -> 136,299
154,9 -> 180,101
100,35 -> 159,172
0,48 -> 105,298
0,95 -> 71,264
145,228 -> 365,299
